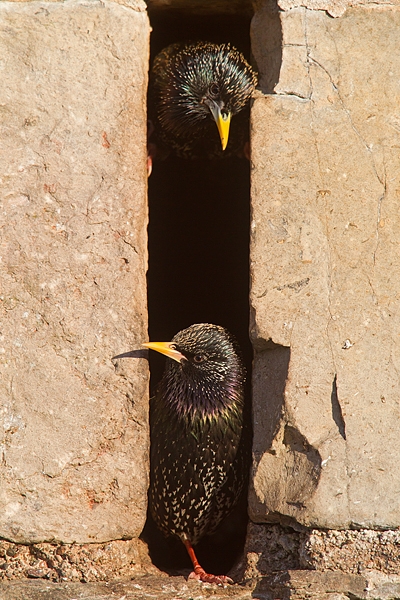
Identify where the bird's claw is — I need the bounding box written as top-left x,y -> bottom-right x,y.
147,142 -> 158,177
147,154 -> 153,177
147,120 -> 156,177
188,568 -> 233,586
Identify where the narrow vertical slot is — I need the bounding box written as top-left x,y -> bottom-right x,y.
144,3 -> 254,576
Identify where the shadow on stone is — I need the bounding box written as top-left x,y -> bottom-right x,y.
252,344 -> 290,460
331,374 -> 346,440
251,0 -> 282,94
112,349 -> 149,361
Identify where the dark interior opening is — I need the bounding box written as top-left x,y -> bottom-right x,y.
143,3 -> 254,577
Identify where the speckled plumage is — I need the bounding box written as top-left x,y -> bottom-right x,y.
147,324 -> 248,582
149,42 -> 257,159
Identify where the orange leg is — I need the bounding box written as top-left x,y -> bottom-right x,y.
183,539 -> 233,586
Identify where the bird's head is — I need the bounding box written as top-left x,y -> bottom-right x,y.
143,323 -> 245,418
157,42 -> 257,152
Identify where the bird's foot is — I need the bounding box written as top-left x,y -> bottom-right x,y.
147,145 -> 155,177
147,120 -> 156,177
188,566 -> 233,586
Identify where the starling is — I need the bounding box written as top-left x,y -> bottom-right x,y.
148,42 -> 257,165
143,323 -> 248,585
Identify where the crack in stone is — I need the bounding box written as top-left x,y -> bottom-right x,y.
307,53 -> 385,196
331,374 -> 346,440
308,54 -> 380,164
275,90 -> 310,100
373,164 -> 387,266
57,320 -> 77,346
40,434 -> 126,479
120,235 -> 139,254
356,0 -> 398,6
304,10 -> 351,520
105,34 -> 122,61
306,19 -> 387,283
275,277 -> 310,293
365,274 -> 378,305
106,222 -> 139,254
389,345 -> 400,385
304,10 -> 314,101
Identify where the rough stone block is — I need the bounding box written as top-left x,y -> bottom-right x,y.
0,538 -> 157,582
301,529 -> 400,574
3,570 -> 400,599
252,570 -> 369,600
250,5 -> 400,529
0,0 -> 150,543
236,523 -> 400,579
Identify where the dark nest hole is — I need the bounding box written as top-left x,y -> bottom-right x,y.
142,2 -> 255,577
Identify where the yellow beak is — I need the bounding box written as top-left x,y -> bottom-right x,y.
209,104 -> 231,151
142,341 -> 184,363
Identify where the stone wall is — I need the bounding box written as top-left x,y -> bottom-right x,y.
250,0 -> 400,532
2,0 -> 400,586
0,0 -> 150,546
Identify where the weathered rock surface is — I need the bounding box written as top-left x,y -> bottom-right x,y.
250,5 -> 400,529
2,570 -> 400,600
275,0 -> 400,19
0,576 -> 257,600
252,570 -> 400,600
0,538 -> 157,582
301,529 -> 400,575
231,522 -> 302,580
0,0 -> 150,544
237,523 -> 400,579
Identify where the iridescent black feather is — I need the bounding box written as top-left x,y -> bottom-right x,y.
149,42 -> 257,159
149,324 -> 248,547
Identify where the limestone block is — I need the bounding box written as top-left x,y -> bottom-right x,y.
250,6 -> 400,528
251,571 -> 375,600
260,0 -> 400,19
3,571 -> 400,599
301,529 -> 400,574
0,538 -> 157,581
0,0 -> 150,543
236,523 -> 400,578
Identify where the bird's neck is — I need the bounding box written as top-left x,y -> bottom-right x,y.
161,367 -> 243,423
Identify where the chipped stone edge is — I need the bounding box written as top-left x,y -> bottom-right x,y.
2,0 -> 148,13
277,0 -> 400,18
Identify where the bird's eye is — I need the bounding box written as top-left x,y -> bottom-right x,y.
209,82 -> 220,97
193,354 -> 205,364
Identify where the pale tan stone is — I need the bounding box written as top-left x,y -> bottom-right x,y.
301,529 -> 400,574
0,538 -> 158,582
3,569 -> 400,599
250,6 -> 400,529
0,0 -> 150,543
237,523 -> 400,579
276,0 -> 400,18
